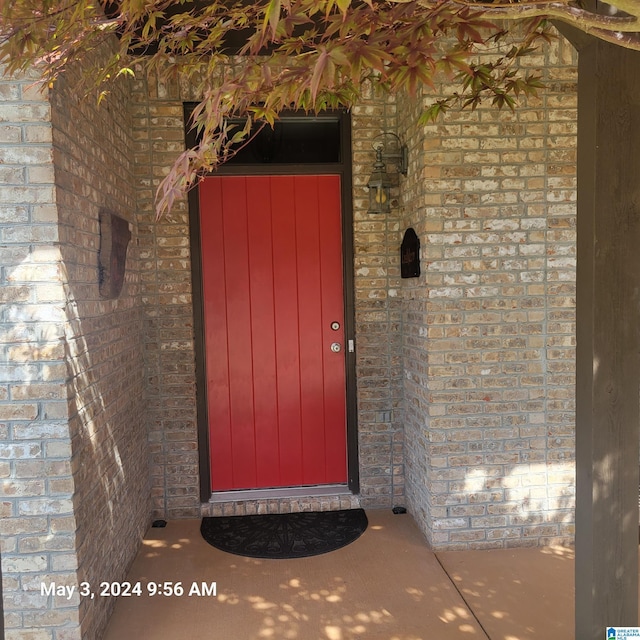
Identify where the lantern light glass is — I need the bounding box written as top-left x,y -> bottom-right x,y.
367,148 -> 392,214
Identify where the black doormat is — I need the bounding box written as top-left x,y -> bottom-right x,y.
201,509 -> 368,559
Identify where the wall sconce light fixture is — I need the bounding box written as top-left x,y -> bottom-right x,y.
367,147 -> 393,214
367,132 -> 408,214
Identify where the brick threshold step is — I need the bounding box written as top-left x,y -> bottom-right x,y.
209,484 -> 352,503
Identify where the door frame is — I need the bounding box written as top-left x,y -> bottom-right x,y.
185,109 -> 359,501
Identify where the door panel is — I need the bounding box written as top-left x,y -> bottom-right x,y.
199,175 -> 347,491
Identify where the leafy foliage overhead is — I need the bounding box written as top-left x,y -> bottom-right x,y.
1,0 -> 636,212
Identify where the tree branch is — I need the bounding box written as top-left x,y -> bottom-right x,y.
586,25 -> 640,46
411,0 -> 640,32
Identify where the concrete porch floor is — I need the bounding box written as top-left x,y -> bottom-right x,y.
103,509 -> 579,640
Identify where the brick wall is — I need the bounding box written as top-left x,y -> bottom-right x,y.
1,46 -> 148,639
50,50 -> 148,637
0,67 -> 82,640
351,87 -> 406,507
130,70 -> 201,519
397,33 -> 577,549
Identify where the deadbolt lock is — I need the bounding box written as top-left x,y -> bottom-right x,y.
331,321 -> 340,331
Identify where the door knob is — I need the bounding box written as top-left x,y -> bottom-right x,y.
330,342 -> 342,353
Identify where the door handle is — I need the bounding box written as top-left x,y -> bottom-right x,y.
330,342 -> 342,353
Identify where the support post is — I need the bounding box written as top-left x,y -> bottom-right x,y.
576,39 -> 640,639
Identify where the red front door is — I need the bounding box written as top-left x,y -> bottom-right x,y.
199,175 -> 348,491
